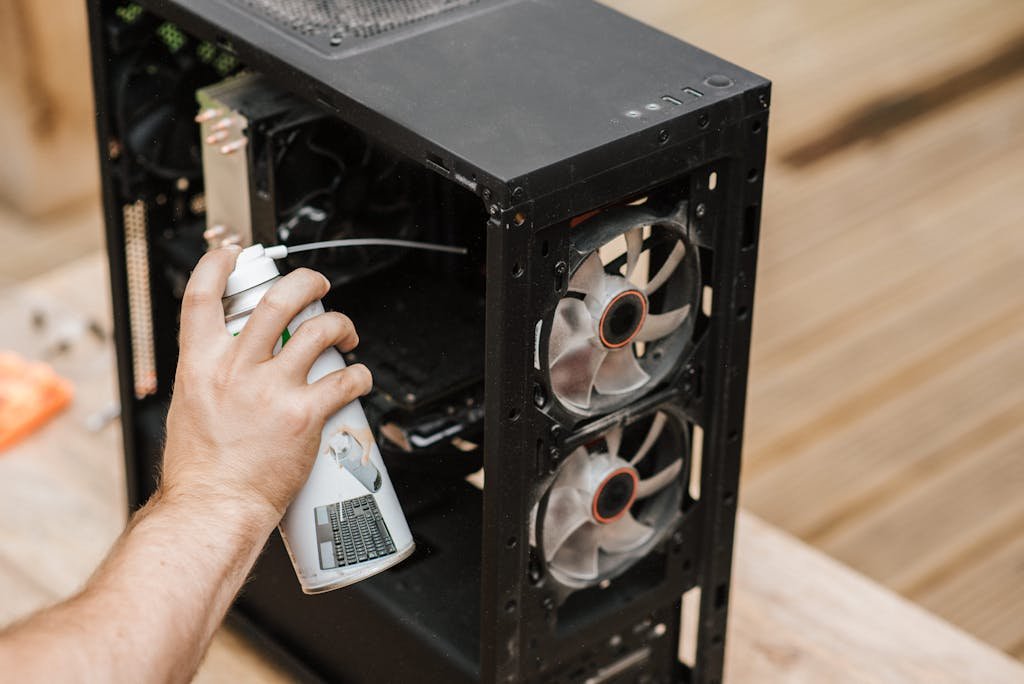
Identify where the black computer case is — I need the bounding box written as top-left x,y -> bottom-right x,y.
87,2 -> 769,682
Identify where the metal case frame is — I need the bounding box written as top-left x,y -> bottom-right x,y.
86,1 -> 769,682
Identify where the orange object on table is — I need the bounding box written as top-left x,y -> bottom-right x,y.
0,351 -> 74,451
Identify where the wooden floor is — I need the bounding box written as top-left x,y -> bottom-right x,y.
603,0 -> 1024,661
2,0 -> 1022,666
0,196 -> 102,288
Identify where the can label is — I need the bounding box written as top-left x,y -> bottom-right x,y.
227,298 -> 415,593
314,496 -> 397,570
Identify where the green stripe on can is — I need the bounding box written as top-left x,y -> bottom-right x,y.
231,328 -> 290,345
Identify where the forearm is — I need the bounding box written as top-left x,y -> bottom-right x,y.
0,253 -> 369,682
0,486 -> 278,683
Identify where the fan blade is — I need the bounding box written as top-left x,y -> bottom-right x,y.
594,349 -> 650,396
552,524 -> 601,580
555,447 -> 594,492
636,305 -> 691,342
550,343 -> 607,409
630,412 -> 667,466
542,487 -> 592,561
635,458 -> 683,499
644,241 -> 686,295
570,252 -> 607,300
548,298 -> 593,366
624,228 -> 643,280
605,426 -> 623,460
599,511 -> 655,554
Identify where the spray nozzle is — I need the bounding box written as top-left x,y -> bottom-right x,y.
225,239 -> 467,297
259,239 -> 467,260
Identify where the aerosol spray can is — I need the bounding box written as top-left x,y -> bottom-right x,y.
222,244 -> 415,594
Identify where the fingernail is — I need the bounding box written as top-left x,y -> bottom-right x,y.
320,274 -> 331,291
354,364 -> 373,393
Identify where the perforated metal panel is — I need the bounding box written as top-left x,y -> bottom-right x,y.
235,0 -> 480,41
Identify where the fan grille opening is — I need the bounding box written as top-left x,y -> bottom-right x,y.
546,204 -> 699,417
533,408 -> 688,590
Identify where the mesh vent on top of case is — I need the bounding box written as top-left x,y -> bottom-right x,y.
234,0 -> 480,40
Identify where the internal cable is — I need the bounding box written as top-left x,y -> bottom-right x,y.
264,238 -> 468,259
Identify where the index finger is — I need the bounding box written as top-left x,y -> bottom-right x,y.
179,246 -> 242,345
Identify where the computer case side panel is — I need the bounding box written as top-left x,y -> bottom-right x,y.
480,208 -> 533,683
687,96 -> 768,684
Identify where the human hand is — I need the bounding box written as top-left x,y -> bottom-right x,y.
159,246 -> 372,531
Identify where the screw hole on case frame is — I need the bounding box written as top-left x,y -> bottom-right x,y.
742,205 -> 759,250
505,599 -> 517,614
541,240 -> 549,257
747,168 -> 760,183
714,583 -> 728,609
506,536 -> 518,549
512,262 -> 524,278
752,119 -> 763,133
736,305 -> 749,320
728,430 -> 739,442
508,408 -> 521,422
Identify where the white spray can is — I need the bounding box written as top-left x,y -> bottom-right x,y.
222,244 -> 415,594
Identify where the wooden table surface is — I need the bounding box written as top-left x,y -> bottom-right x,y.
2,255 -> 1022,682
7,0 -> 1016,658
1,0 -> 1022,678
600,0 -> 1024,661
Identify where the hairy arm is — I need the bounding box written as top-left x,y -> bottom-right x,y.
0,246 -> 370,682
0,491 -> 277,682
